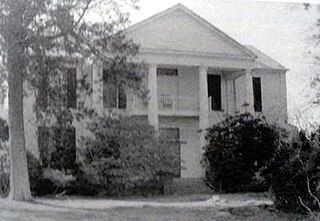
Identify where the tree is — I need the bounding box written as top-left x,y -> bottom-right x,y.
0,0 -> 143,201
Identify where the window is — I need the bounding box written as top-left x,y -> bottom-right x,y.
157,68 -> 178,76
207,75 -> 221,111
159,128 -> 181,177
37,67 -> 77,109
38,126 -> 76,171
252,77 -> 262,112
103,70 -> 126,109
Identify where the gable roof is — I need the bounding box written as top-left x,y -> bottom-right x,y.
245,45 -> 287,70
125,4 -> 257,59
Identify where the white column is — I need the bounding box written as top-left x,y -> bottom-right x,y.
92,59 -> 103,114
199,66 -> 209,130
199,66 -> 209,154
244,69 -> 254,113
221,77 -> 227,113
147,64 -> 158,129
198,66 -> 209,177
226,79 -> 235,115
279,72 -> 288,122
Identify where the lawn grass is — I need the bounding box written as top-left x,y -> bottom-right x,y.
0,194 -> 317,221
0,203 -> 316,221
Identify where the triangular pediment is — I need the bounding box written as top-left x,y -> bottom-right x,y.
126,4 -> 256,59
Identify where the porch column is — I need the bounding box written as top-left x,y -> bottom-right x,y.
199,66 -> 209,144
92,59 -> 103,114
226,79 -> 235,115
244,69 -> 254,113
147,64 -> 159,130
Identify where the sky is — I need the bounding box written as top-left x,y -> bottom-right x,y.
126,0 -> 320,129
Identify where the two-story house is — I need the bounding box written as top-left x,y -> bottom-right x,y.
23,4 -> 289,186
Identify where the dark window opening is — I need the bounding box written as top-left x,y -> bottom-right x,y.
157,68 -> 178,76
103,70 -> 126,109
66,68 -> 77,108
207,75 -> 221,111
38,126 -> 76,171
253,77 -> 262,112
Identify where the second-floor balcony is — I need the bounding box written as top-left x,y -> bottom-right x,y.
127,94 -> 199,116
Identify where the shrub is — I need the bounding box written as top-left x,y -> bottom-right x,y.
270,129 -> 320,213
0,147 -> 70,197
0,118 -> 9,197
77,114 -> 175,196
0,117 -> 73,197
203,113 -> 282,192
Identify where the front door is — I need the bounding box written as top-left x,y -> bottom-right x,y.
159,128 -> 181,178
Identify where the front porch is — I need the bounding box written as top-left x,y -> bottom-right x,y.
125,65 -> 257,127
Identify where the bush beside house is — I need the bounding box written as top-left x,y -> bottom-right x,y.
202,113 -> 284,192
269,129 -> 320,213
0,115 -> 176,197
203,112 -> 320,214
74,115 -> 176,196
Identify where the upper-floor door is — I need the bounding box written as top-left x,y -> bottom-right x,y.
157,68 -> 179,110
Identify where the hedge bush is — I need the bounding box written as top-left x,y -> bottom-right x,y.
203,113 -> 282,192
0,149 -> 67,197
2,114 -> 176,197
269,129 -> 320,213
76,115 -> 175,196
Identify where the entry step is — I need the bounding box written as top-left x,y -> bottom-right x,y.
164,178 -> 214,194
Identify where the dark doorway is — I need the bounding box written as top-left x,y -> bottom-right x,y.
207,75 -> 221,111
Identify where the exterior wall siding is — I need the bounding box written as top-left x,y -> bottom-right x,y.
252,70 -> 287,124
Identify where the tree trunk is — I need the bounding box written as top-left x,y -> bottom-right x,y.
5,2 -> 32,201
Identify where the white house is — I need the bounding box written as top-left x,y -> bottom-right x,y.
23,4 -> 289,190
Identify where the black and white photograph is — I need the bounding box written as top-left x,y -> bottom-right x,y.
0,0 -> 320,220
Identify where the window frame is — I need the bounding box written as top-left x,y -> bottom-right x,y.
102,69 -> 127,109
37,66 -> 77,109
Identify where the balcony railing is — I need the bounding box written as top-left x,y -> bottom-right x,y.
158,94 -> 175,110
158,94 -> 199,112
127,94 -> 199,113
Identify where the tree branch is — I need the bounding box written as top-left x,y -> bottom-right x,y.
298,196 -> 320,221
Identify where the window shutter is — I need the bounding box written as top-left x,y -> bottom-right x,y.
37,73 -> 49,109
66,68 -> 77,108
38,126 -> 50,167
50,126 -> 76,170
252,77 -> 262,112
63,127 -> 76,170
103,70 -> 117,108
118,84 -> 127,109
